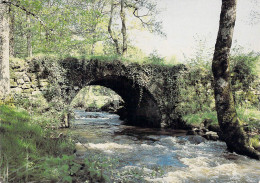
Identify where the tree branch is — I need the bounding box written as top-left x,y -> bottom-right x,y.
1,0 -> 52,33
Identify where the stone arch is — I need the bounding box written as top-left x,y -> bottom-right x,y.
34,58 -> 185,128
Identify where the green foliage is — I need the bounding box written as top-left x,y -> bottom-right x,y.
230,50 -> 260,107
40,155 -> 81,183
13,94 -> 66,129
249,135 -> 260,149
178,44 -> 260,128
236,107 -> 260,129
144,50 -> 165,65
183,111 -> 218,126
0,95 -> 15,107
0,105 -> 75,182
12,0 -> 163,58
71,85 -> 120,110
82,155 -> 118,182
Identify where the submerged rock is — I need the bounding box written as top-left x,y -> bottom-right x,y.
187,135 -> 206,144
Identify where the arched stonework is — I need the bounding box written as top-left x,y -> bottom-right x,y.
10,56 -> 186,128
58,58 -> 185,128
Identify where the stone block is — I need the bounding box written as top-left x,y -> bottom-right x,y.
10,79 -> 18,88
22,84 -> 31,89
23,74 -> 31,82
17,79 -> 25,85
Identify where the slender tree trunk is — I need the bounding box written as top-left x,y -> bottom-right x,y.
48,0 -> 51,8
0,1 -> 10,97
9,6 -> 15,57
91,26 -> 96,55
108,0 -> 120,55
26,12 -> 32,57
212,0 -> 260,159
120,0 -> 127,56
91,37 -> 95,55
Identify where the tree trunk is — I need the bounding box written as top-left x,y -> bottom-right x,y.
0,2 -> 10,97
91,38 -> 95,55
212,0 -> 260,159
120,0 -> 127,56
26,12 -> 32,57
108,0 -> 120,55
90,26 -> 96,55
9,6 -> 15,57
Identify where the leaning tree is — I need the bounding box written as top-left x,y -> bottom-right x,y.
212,0 -> 260,159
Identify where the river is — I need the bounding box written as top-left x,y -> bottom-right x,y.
69,110 -> 260,183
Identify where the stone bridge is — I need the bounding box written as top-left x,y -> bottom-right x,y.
11,56 -> 186,128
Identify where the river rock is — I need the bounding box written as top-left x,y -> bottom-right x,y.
187,128 -> 204,136
187,135 -> 206,144
202,131 -> 219,141
85,107 -> 101,112
208,124 -> 221,133
101,100 -> 124,113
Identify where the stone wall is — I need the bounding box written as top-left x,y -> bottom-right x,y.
10,58 -> 48,96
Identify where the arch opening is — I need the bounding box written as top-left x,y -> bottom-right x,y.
71,85 -> 123,113
87,76 -> 162,128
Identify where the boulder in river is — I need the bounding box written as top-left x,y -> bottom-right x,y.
187,135 -> 206,144
101,100 -> 124,113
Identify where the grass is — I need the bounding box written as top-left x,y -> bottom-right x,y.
237,106 -> 260,129
0,101 -> 75,182
182,111 -> 218,126
182,106 -> 260,130
26,53 -> 177,67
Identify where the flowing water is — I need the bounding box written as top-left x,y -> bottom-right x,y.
69,110 -> 260,183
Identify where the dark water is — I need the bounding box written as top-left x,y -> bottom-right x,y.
69,110 -> 260,183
